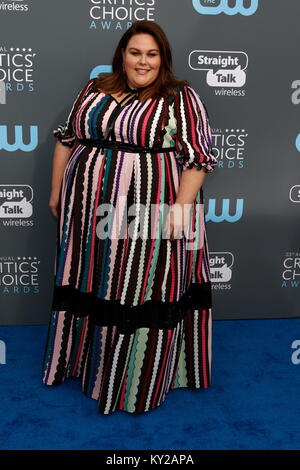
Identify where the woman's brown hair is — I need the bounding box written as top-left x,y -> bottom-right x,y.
92,20 -> 189,102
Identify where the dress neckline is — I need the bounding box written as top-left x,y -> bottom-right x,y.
123,83 -> 150,93
108,94 -> 136,105
107,91 -> 145,107
108,83 -> 150,105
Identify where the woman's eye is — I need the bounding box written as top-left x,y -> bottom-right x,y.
131,52 -> 157,57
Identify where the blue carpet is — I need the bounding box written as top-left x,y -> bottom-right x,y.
0,318 -> 299,450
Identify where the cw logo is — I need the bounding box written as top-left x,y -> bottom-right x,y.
192,0 -> 259,16
90,65 -> 112,78
206,198 -> 244,222
0,126 -> 38,151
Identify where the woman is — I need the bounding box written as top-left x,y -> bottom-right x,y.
42,20 -> 218,415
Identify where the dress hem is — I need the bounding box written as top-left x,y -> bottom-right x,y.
42,374 -> 212,415
51,281 -> 212,334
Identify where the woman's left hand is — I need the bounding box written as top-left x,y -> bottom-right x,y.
163,203 -> 192,240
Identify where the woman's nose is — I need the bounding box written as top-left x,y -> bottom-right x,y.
138,55 -> 147,65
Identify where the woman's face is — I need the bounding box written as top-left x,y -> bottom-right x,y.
122,33 -> 161,89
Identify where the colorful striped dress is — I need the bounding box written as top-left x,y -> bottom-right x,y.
42,77 -> 218,415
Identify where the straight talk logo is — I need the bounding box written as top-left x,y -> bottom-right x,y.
0,0 -> 29,12
189,50 -> 248,92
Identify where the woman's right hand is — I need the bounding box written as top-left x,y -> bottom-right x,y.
49,187 -> 61,218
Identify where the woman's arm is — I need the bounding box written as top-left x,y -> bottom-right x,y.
51,139 -> 72,191
49,78 -> 96,217
165,84 -> 217,239
164,167 -> 206,240
48,140 -> 71,217
175,166 -> 206,205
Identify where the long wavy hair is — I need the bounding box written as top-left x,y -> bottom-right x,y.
92,20 -> 189,102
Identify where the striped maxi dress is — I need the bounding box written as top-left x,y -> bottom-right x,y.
42,77 -> 218,415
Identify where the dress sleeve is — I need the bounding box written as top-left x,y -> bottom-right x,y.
53,78 -> 96,147
173,85 -> 217,173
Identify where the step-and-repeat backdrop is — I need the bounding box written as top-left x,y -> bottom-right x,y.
0,0 -> 299,325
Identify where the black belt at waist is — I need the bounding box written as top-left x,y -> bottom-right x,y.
77,138 -> 177,154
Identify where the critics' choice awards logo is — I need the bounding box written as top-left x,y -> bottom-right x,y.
0,256 -> 40,294
0,185 -> 34,223
0,46 -> 36,92
189,50 -> 248,93
282,252 -> 300,288
89,0 -> 156,30
0,125 -> 38,151
192,0 -> 259,16
213,128 -> 248,169
209,252 -> 233,289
